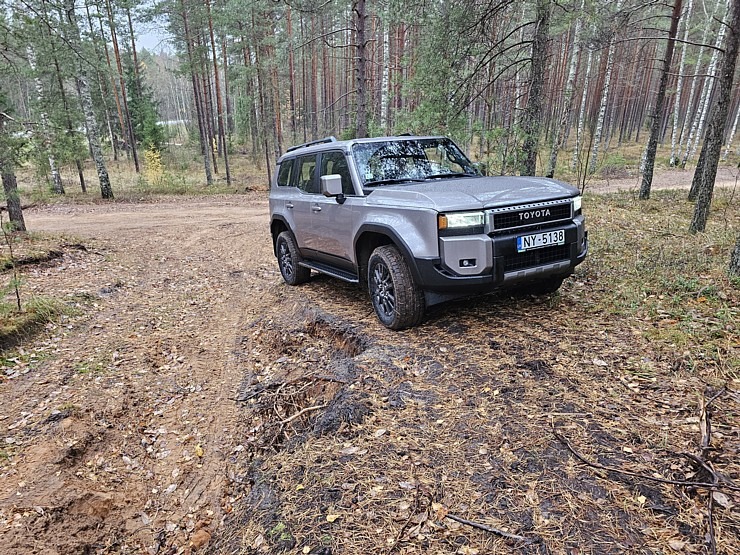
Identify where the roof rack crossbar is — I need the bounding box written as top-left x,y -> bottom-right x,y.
285,136 -> 337,153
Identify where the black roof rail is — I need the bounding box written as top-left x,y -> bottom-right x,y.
285,136 -> 337,153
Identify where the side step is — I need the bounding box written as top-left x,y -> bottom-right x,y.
299,261 -> 359,283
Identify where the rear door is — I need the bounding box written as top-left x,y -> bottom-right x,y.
291,154 -> 320,256
310,150 -> 356,267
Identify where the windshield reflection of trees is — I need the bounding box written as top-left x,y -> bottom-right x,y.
353,140 -> 475,185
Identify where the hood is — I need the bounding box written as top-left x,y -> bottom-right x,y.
364,176 -> 579,211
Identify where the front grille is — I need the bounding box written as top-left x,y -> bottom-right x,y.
503,244 -> 570,272
491,202 -> 571,230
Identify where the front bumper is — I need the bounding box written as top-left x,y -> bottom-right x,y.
410,219 -> 588,293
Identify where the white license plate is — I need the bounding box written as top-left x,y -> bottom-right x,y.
516,229 -> 565,252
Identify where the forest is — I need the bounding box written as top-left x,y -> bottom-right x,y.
1,1 -> 740,553
0,0 -> 738,229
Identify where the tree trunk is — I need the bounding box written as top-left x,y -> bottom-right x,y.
181,3 -> 212,185
677,0 -> 719,160
639,0 -> 683,200
681,0 -> 729,169
520,0 -> 550,176
206,0 -> 231,185
689,0 -> 740,234
354,0 -> 368,138
52,52 -> 87,193
65,0 -> 113,199
546,0 -> 583,178
722,100 -> 739,160
589,0 -> 622,175
380,8 -> 390,134
572,45 -> 593,174
730,233 -> 740,276
105,0 -> 139,172
0,113 -> 26,232
286,8 -> 297,142
669,0 -> 693,166
26,46 -> 65,195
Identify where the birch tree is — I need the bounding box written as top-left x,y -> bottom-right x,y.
546,0 -> 584,178
681,0 -> 729,169
589,0 -> 623,175
722,104 -> 739,160
63,0 -> 114,199
689,0 -> 740,233
26,46 -> 65,195
669,0 -> 693,166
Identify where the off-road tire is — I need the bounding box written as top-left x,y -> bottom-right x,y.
368,245 -> 425,330
276,231 -> 311,285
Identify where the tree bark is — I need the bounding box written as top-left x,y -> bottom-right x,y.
520,0 -> 550,176
681,0 -> 729,169
689,0 -> 740,234
639,0 -> 683,200
722,100 -> 739,160
65,0 -> 113,199
669,0 -> 693,166
206,0 -> 231,186
181,3 -> 212,185
354,0 -> 368,138
0,114 -> 26,232
546,0 -> 583,178
106,0 -> 139,172
730,233 -> 740,276
589,0 -> 622,175
26,46 -> 65,195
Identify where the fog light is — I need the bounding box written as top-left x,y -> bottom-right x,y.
460,258 -> 476,268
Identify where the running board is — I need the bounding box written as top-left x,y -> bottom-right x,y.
299,261 -> 359,283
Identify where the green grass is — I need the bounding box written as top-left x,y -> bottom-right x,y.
577,188 -> 739,379
0,297 -> 67,349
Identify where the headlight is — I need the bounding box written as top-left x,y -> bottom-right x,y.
438,211 -> 485,230
573,196 -> 582,213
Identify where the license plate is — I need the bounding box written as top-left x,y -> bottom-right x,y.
517,229 -> 565,252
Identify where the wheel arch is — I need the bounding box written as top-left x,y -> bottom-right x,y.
354,224 -> 422,287
270,217 -> 291,256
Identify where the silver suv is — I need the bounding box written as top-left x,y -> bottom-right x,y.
269,135 -> 587,329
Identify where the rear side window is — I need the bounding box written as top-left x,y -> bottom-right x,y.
277,159 -> 294,187
296,155 -> 318,193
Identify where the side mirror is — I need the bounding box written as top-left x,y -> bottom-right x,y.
473,162 -> 487,176
321,174 -> 346,204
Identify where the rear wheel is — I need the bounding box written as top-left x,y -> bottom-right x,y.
276,231 -> 311,285
368,245 -> 425,330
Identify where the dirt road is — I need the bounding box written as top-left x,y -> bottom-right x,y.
1,192 -> 738,554
2,197 -> 276,553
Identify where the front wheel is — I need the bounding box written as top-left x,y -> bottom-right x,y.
276,231 -> 311,285
368,245 -> 425,330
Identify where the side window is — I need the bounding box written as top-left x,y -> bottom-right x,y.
319,151 -> 354,195
296,155 -> 318,193
277,159 -> 294,187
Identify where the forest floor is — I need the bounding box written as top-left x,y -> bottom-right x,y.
0,169 -> 738,555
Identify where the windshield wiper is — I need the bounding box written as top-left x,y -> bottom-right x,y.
365,177 -> 426,186
425,172 -> 476,179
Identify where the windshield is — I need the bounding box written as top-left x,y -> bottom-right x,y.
351,138 -> 478,186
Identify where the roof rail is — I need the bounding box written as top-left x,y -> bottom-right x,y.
285,136 -> 337,153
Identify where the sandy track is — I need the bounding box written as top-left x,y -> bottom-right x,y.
1,196 -> 277,554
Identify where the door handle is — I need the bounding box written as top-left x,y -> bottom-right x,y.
286,202 -> 294,209
312,205 -> 322,212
